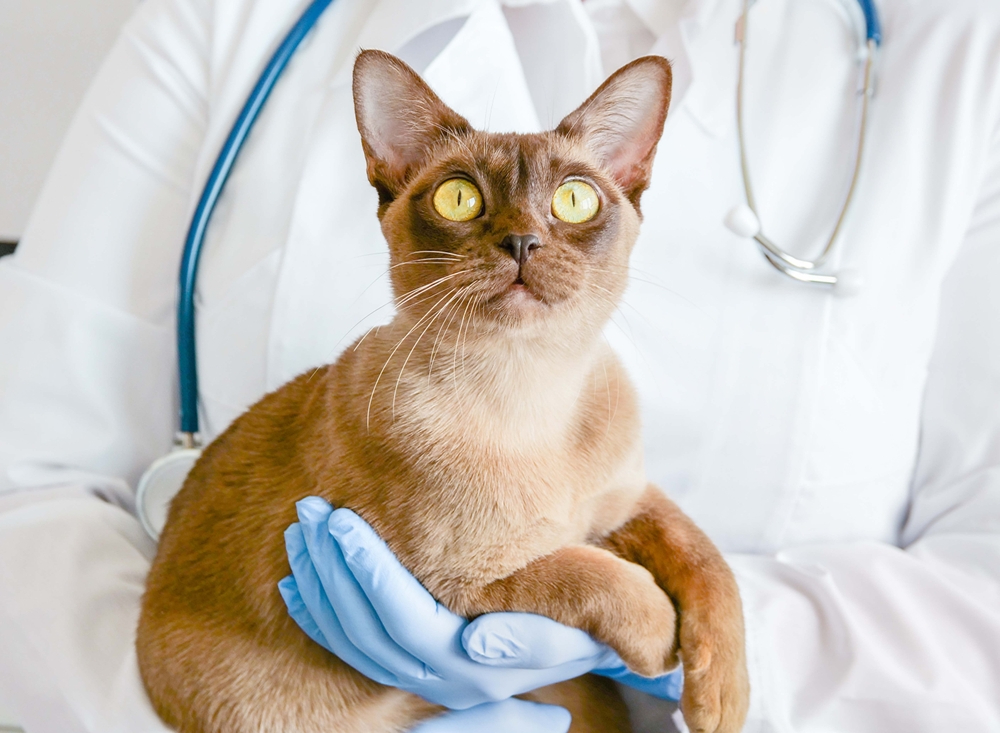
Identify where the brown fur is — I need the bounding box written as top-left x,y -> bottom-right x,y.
137,51 -> 749,733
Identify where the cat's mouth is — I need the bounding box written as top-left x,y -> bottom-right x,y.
481,275 -> 547,313
505,276 -> 542,300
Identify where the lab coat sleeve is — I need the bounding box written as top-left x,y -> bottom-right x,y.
730,132 -> 1000,732
0,0 -> 211,728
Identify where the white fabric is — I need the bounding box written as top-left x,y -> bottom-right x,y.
2,0 -> 1000,730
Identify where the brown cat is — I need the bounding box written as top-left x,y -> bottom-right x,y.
137,50 -> 749,733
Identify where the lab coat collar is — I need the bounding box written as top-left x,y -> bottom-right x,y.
629,0 -> 737,137
354,0 -> 481,58
346,0 -> 569,70
329,0 -> 736,135
626,0 -> 691,38
330,0 -> 483,86
331,0 -> 600,129
626,0 -> 722,37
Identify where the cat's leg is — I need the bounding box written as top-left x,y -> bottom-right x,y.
136,613 -> 441,733
458,545 -> 678,678
522,676 -> 632,733
599,485 -> 749,733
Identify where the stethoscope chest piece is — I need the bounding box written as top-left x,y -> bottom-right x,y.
727,0 -> 880,296
136,447 -> 202,541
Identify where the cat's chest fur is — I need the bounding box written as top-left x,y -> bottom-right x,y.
331,339 -> 648,604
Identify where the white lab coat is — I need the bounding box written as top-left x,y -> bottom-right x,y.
1,0 -> 1000,730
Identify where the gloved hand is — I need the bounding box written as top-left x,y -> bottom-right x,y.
279,496 -> 682,713
409,699 -> 571,733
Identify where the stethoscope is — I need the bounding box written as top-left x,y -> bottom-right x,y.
136,0 -> 337,540
136,0 -> 883,540
724,0 -> 882,295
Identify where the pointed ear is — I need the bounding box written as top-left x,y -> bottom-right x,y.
556,56 -> 672,206
353,50 -> 472,204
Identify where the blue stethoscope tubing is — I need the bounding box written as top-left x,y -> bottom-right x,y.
138,0 -> 882,540
177,0 -> 336,442
857,0 -> 882,45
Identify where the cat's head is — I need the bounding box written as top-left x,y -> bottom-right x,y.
353,50 -> 671,340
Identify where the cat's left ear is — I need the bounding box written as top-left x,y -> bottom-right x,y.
556,56 -> 672,207
353,50 -> 472,205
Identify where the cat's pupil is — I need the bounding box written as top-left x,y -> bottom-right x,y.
571,191 -> 576,207
457,190 -> 462,206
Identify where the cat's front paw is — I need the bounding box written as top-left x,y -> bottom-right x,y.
599,563 -> 679,678
676,606 -> 749,733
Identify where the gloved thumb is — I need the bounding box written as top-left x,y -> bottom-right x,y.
461,612 -> 619,670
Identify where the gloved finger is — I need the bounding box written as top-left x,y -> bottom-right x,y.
408,699 -> 571,733
462,612 -> 620,670
596,665 -> 684,702
328,507 -> 466,664
285,521 -> 400,687
277,575 -> 329,649
296,498 -> 437,682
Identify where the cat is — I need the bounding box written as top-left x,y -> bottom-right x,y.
136,50 -> 749,733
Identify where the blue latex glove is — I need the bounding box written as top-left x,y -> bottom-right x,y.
409,699 -> 570,733
279,496 -> 682,712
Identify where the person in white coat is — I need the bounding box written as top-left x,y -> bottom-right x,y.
2,0 -> 1000,730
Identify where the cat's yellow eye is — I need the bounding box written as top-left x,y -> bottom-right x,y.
551,180 -> 600,224
433,179 -> 483,222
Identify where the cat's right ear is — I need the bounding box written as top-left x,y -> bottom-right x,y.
556,56 -> 672,208
353,50 -> 471,205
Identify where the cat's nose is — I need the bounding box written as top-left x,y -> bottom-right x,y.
498,234 -> 543,266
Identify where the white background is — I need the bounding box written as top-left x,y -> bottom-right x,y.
0,0 -> 136,241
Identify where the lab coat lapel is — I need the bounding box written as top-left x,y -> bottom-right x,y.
422,0 -> 542,133
628,0 -> 737,137
674,0 -> 740,137
328,0 -> 484,85
266,0 -> 545,389
495,0 -> 603,128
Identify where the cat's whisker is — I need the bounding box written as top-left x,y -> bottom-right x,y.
586,283 -> 641,345
611,305 -> 640,351
394,273 -> 462,309
600,334 -> 622,436
615,296 -> 655,334
390,258 -> 463,268
394,269 -> 473,310
459,291 -> 484,380
326,266 -> 470,359
407,250 -> 466,259
428,286 -> 471,377
624,266 -> 705,314
585,292 -> 663,403
429,290 -> 465,376
368,286 -> 465,431
352,324 -> 379,352
392,285 -> 469,418
460,292 -> 486,382
308,276 -> 472,380
599,347 -> 612,435
452,290 -> 478,393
